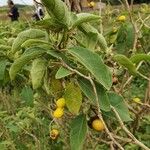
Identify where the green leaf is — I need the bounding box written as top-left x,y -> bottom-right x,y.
78,24 -> 108,51
70,114 -> 87,150
86,32 -> 98,50
42,0 -> 70,27
64,82 -> 82,115
11,29 -> 46,54
9,47 -> 46,80
0,59 -> 7,81
20,86 -> 34,107
31,58 -> 47,89
78,77 -> 110,111
114,54 -> 137,75
69,46 -> 112,90
130,54 -> 150,64
107,92 -> 132,122
55,67 -> 72,79
72,13 -> 100,28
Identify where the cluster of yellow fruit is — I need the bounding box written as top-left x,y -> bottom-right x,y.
53,98 -> 66,118
50,98 -> 66,140
117,15 -> 126,22
92,119 -> 105,132
88,1 -> 95,8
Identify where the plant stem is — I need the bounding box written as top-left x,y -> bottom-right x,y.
111,106 -> 150,150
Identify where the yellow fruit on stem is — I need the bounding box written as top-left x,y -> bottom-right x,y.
50,129 -> 59,140
117,15 -> 126,21
92,119 -> 105,131
90,1 -> 95,7
56,98 -> 65,108
53,108 -> 64,118
133,97 -> 141,104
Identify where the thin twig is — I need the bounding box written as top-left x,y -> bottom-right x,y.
111,106 -> 150,150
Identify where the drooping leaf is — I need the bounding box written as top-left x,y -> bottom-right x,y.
72,13 -> 100,28
11,29 -> 46,54
114,54 -> 137,75
108,92 -> 132,122
41,0 -> 70,27
30,58 -> 47,89
130,54 -> 150,64
69,46 -> 112,90
0,59 -> 7,81
64,82 -> 82,115
20,86 -> 34,107
9,47 -> 46,80
78,23 -> 108,51
78,77 -> 110,111
21,39 -> 50,48
70,114 -> 87,150
55,66 -> 72,79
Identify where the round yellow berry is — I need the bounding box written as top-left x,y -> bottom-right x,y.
50,129 -> 59,140
133,97 -> 141,104
117,15 -> 126,21
53,108 -> 64,118
56,98 -> 65,108
92,119 -> 105,131
90,1 -> 95,7
88,3 -> 91,7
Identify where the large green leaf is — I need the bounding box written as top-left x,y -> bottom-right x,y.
108,92 -> 132,122
11,29 -> 46,54
72,13 -> 100,28
130,54 -> 150,64
9,47 -> 46,80
78,24 -> 108,51
69,46 -> 112,90
78,77 -> 110,112
114,54 -> 137,75
0,59 -> 7,81
41,0 -> 70,27
64,82 -> 82,115
20,86 -> 34,107
55,66 -> 72,79
70,114 -> 87,150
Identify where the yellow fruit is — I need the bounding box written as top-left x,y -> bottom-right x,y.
92,119 -> 105,131
50,129 -> 59,140
88,3 -> 91,7
56,98 -> 65,108
53,108 -> 64,118
90,1 -> 95,7
117,15 -> 126,21
133,97 -> 141,104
